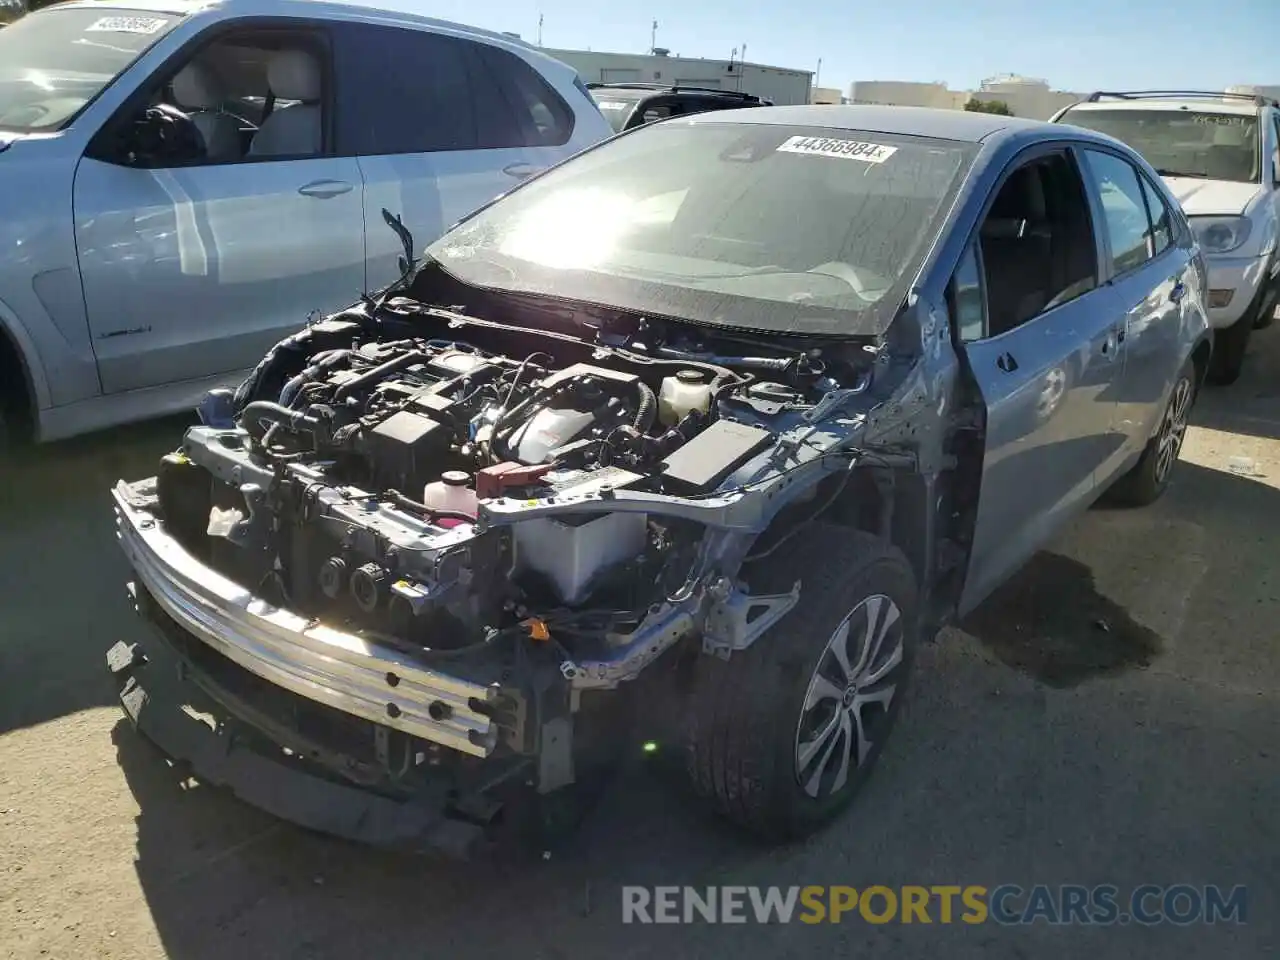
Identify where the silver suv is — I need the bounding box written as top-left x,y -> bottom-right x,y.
0,0 -> 611,449
1053,91 -> 1280,384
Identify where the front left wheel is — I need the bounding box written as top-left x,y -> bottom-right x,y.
683,526 -> 918,842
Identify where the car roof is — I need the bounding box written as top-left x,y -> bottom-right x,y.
50,0 -> 562,70
684,103 -> 1050,143
1060,95 -> 1266,117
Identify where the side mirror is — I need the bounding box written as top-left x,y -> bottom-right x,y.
120,104 -> 205,168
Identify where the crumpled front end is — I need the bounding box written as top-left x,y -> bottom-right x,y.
108,300 -> 885,851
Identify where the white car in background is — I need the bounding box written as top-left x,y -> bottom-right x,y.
1053,91 -> 1280,384
0,0 -> 612,449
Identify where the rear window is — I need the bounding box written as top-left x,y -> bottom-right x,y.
591,90 -> 644,132
427,121 -> 977,335
1060,107 -> 1261,184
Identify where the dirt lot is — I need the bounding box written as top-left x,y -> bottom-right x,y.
2,327 -> 1278,960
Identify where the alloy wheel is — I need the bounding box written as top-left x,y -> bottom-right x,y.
1155,377 -> 1192,484
794,594 -> 906,799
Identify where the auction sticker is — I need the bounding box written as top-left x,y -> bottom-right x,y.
776,136 -> 897,163
86,15 -> 170,35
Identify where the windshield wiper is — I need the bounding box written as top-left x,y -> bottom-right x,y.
1155,168 -> 1209,179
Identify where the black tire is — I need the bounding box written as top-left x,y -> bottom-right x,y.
683,525 -> 917,842
1106,357 -> 1196,507
1208,316 -> 1252,385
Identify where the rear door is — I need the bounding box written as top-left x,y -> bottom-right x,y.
337,25 -> 585,293
955,149 -> 1123,614
1078,147 -> 1193,483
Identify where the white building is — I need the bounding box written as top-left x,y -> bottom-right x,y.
848,74 -> 1083,120
541,47 -> 813,106
848,80 -> 966,111
810,86 -> 844,105
969,75 -> 1082,120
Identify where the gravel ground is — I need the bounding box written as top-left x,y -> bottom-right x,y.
2,323 -> 1278,960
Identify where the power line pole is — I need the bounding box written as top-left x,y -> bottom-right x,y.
650,19 -> 657,54
537,13 -> 543,46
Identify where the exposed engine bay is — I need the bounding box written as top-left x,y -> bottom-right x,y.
112,282 -> 908,847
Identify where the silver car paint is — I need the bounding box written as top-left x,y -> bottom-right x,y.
0,0 -> 611,443
896,128 -> 1210,615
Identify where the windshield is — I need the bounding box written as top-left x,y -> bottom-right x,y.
425,121 -> 976,336
1061,107 -> 1261,183
0,8 -> 179,132
590,92 -> 643,132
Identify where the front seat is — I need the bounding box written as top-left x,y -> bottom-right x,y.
170,62 -> 241,161
248,49 -> 322,158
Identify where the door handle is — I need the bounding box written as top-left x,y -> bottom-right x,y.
1169,280 -> 1186,304
297,179 -> 354,199
502,162 -> 542,179
1101,332 -> 1116,355
996,351 -> 1019,373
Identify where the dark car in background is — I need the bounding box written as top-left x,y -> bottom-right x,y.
587,81 -> 771,132
0,0 -> 27,25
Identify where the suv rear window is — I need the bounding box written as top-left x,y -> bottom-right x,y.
1060,107 -> 1260,184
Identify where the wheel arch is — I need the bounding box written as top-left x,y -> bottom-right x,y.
0,308 -> 47,441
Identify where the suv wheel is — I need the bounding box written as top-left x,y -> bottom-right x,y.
683,526 -> 917,841
1209,315 -> 1253,385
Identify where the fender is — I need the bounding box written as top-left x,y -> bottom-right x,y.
0,295 -> 52,416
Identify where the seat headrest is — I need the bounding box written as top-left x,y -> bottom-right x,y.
268,49 -> 321,102
172,62 -> 222,110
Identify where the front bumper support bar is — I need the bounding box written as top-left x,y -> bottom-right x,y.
113,481 -> 498,757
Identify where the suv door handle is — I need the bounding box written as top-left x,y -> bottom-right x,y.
298,179 -> 354,199
996,351 -> 1019,373
503,162 -> 542,179
1169,280 -> 1186,304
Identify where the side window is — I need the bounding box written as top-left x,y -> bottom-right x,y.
974,152 -> 1098,338
950,241 -> 987,343
1272,113 -> 1280,183
1083,150 -> 1154,275
1138,174 -> 1172,256
93,29 -> 331,167
338,25 -> 478,154
473,45 -> 574,147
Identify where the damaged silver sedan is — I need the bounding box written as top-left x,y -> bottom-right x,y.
109,105 -> 1211,854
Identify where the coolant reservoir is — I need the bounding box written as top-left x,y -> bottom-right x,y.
658,369 -> 713,426
422,470 -> 478,527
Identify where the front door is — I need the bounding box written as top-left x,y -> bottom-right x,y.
74,26 -> 366,394
955,150 -> 1122,614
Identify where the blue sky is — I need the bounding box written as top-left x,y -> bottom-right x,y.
366,0 -> 1276,94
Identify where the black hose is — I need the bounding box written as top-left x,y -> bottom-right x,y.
383,489 -> 476,524
239,401 -> 324,442
632,380 -> 657,432
279,349 -> 351,408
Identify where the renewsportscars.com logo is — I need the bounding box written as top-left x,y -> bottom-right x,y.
621,884 -> 1248,926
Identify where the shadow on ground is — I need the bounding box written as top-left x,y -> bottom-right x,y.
0,415 -> 192,733
960,551 -> 1163,688
1190,319 -> 1280,442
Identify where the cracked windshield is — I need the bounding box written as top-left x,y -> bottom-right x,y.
0,0 -> 1274,958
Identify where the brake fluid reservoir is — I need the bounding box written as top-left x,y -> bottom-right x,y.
658,369 -> 713,426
